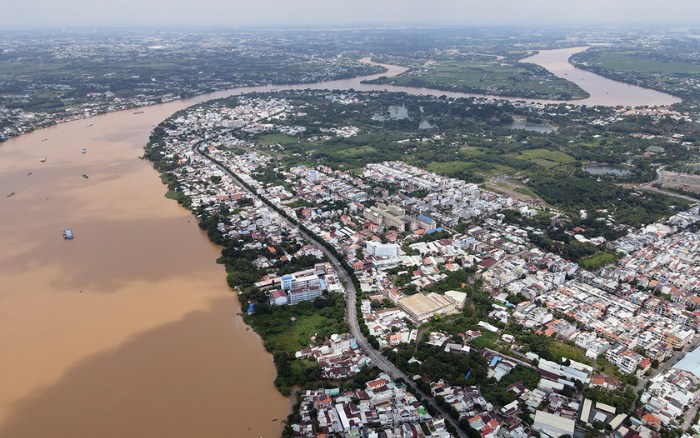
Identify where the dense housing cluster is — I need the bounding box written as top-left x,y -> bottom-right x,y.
147,93 -> 700,438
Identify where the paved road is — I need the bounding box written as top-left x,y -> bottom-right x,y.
193,144 -> 467,437
624,166 -> 699,204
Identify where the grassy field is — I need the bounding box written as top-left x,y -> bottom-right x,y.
426,161 -> 476,175
579,252 -> 619,271
548,339 -> 591,365
514,186 -> 540,198
488,181 -> 543,202
368,59 -> 588,99
256,133 -> 299,146
459,146 -> 488,158
427,160 -> 517,178
257,312 -> 346,352
335,145 -> 377,158
506,148 -> 575,169
469,331 -> 499,349
587,51 -> 700,75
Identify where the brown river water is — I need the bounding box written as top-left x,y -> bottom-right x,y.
0,102 -> 290,438
0,47 -> 679,438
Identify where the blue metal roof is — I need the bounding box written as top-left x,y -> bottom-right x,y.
675,345 -> 700,378
417,214 -> 435,224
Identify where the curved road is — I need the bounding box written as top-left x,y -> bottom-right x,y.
192,143 -> 467,437
625,166 -> 699,204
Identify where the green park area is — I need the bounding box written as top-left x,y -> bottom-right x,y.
366,59 -> 589,100
585,51 -> 700,75
505,148 -> 575,168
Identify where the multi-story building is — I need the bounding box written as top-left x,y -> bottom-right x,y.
663,326 -> 694,349
416,214 -> 437,231
281,273 -> 321,291
289,285 -> 322,305
365,241 -> 400,258
606,345 -> 643,375
363,203 -> 412,231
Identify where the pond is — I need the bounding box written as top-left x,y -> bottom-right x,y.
505,121 -> 553,133
372,104 -> 410,121
582,165 -> 633,176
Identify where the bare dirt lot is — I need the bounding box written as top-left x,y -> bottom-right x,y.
662,172 -> 700,194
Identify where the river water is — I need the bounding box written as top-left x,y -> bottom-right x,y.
520,47 -> 681,107
205,52 -> 679,107
0,47 -> 679,438
0,102 -> 290,438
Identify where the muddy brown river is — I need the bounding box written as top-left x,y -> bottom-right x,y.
0,47 -> 679,438
0,102 -> 290,438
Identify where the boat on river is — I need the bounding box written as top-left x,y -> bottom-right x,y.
63,228 -> 73,239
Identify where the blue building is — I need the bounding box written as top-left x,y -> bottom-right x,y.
416,214 -> 437,231
281,274 -> 295,290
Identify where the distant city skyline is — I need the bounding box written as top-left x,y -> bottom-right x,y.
4,0 -> 700,29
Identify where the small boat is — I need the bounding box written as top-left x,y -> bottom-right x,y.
26,172 -> 32,176
82,174 -> 89,179
133,111 -> 144,114
85,124 -> 93,127
63,228 -> 73,240
40,157 -> 47,163
81,148 -> 87,154
6,192 -> 15,198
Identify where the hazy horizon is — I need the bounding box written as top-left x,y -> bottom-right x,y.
4,0 -> 700,30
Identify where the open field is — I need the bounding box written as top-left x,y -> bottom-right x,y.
662,172 -> 700,195
253,311 -> 346,352
505,148 -> 575,168
257,133 -> 299,146
335,145 -> 378,158
426,161 -> 477,175
427,160 -> 517,178
585,51 -> 700,75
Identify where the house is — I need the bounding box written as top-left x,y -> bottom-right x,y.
269,289 -> 288,305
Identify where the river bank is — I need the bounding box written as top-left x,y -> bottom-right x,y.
0,47 -> 682,146
0,46 -> 683,438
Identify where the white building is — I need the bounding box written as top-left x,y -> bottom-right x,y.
269,289 -> 288,305
281,273 -> 321,291
289,285 -> 322,305
366,241 -> 400,258
533,410 -> 575,437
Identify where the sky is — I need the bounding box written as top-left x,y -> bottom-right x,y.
4,0 -> 700,29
